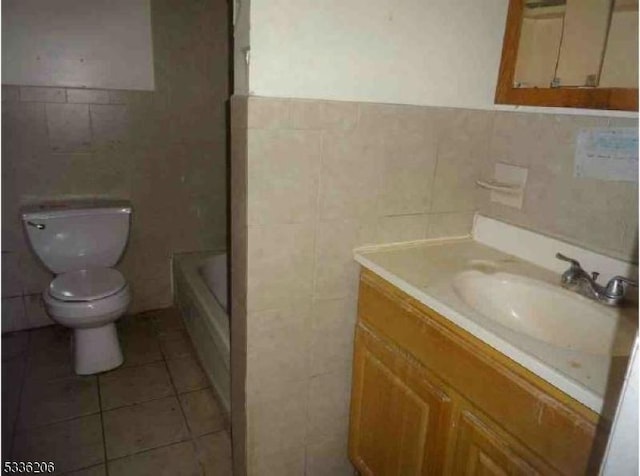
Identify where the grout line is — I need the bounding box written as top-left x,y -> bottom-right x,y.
310,128 -> 326,303
197,427 -> 229,439
105,436 -> 194,463
100,389 -> 178,415
17,376 -> 183,434
163,358 -> 193,433
158,351 -> 205,473
13,409 -> 103,435
7,331 -> 32,460
96,376 -> 110,476
59,463 -> 105,476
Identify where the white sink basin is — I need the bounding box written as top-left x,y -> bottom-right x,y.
452,270 -> 634,356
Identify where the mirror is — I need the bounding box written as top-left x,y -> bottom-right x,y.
496,0 -> 638,110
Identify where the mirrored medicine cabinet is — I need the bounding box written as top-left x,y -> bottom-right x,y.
495,0 -> 638,111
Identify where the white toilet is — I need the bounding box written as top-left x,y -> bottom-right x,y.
22,199 -> 132,375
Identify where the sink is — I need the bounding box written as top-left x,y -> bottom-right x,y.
452,270 -> 634,356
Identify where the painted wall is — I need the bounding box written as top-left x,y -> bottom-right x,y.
2,0 -> 229,332
3,0 -> 155,90
246,0 -> 509,108
233,0 -> 251,95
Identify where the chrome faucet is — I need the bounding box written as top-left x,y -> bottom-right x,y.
556,253 -> 638,306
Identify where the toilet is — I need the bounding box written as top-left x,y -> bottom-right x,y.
22,199 -> 132,375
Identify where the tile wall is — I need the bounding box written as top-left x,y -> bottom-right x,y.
231,95 -> 638,474
1,0 -> 229,331
231,96 -> 493,475
482,112 -> 638,263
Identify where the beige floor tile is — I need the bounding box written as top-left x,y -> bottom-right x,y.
119,329 -> 163,368
65,464 -> 106,476
28,325 -> 71,349
196,432 -> 232,476
179,388 -> 226,436
150,308 -> 185,336
26,326 -> 75,382
167,356 -> 208,393
2,331 -> 29,361
2,413 -> 16,460
18,376 -> 99,429
25,350 -> 75,383
2,357 -> 26,457
12,414 -> 104,473
103,396 -> 189,459
117,315 -> 155,335
108,441 -> 200,476
2,357 -> 26,402
99,361 -> 174,410
158,330 -> 197,360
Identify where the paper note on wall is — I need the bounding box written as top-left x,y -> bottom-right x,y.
574,128 -> 638,182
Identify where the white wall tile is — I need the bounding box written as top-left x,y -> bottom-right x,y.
90,105 -> 130,149
46,103 -> 92,152
248,445 -> 305,476
67,89 -> 110,104
289,100 -> 358,131
24,294 -> 54,329
247,385 -> 308,462
2,253 -> 22,298
247,223 -> 315,311
247,129 -> 322,225
306,433 -> 354,476
247,97 -> 290,130
3,86 -> 20,102
2,297 -> 26,333
20,87 -> 66,103
308,296 -> 357,376
306,371 -> 352,443
377,214 -> 428,243
313,219 -> 378,300
318,131 -> 384,221
426,212 -> 474,239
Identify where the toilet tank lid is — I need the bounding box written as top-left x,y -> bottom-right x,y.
21,199 -> 132,220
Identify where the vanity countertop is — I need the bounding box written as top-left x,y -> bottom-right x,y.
354,228 -> 638,415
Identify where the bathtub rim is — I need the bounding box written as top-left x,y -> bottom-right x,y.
173,249 -> 230,362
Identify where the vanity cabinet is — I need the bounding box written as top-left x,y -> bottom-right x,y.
349,269 -> 600,476
350,321 -> 452,474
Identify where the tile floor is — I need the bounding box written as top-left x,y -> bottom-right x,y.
1,308 -> 232,475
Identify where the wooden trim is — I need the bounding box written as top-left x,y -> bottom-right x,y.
495,0 -> 638,111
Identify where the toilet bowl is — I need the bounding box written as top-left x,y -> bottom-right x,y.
42,267 -> 131,374
22,200 -> 133,375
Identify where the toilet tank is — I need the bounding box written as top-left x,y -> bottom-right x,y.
21,199 -> 132,274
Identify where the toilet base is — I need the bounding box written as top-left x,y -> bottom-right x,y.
74,323 -> 124,375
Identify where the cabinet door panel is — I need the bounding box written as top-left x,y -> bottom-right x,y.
349,325 -> 452,475
452,410 -> 558,476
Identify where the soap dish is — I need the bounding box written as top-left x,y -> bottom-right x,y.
475,180 -> 523,194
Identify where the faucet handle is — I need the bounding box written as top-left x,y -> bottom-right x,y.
605,276 -> 639,299
555,253 -> 582,268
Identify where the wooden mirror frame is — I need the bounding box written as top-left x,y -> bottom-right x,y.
495,0 -> 638,111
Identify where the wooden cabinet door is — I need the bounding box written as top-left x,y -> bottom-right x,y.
451,409 -> 559,476
349,324 -> 453,476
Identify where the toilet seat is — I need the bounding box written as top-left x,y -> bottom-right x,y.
50,268 -> 126,301
43,283 -> 131,328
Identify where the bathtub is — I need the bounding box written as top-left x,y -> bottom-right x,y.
173,251 -> 230,413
